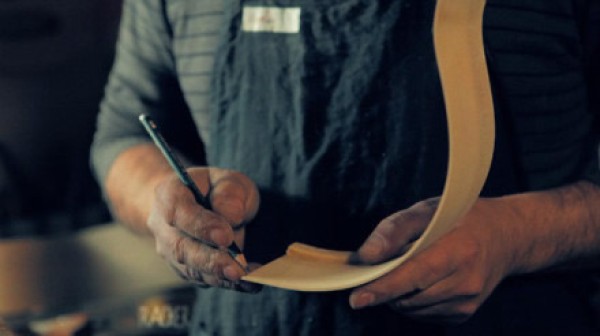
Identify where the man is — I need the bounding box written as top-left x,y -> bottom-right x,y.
92,0 -> 600,334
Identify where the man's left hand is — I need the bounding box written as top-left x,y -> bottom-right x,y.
349,197 -> 517,324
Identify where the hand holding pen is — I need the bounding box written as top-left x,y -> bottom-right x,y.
139,114 -> 260,290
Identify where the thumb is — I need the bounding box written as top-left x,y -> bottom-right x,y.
353,200 -> 436,264
207,169 -> 260,226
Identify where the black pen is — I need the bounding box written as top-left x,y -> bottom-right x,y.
139,114 -> 248,271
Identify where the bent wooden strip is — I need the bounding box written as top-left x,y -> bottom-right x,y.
243,0 -> 495,291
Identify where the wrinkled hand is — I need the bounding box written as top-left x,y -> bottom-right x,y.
148,167 -> 260,291
350,198 -> 516,324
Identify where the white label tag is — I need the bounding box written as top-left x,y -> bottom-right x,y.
242,6 -> 301,34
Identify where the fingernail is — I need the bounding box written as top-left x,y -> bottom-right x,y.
210,229 -> 229,246
223,265 -> 241,281
362,234 -> 385,258
350,292 -> 375,309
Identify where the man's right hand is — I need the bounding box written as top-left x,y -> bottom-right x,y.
147,167 -> 260,291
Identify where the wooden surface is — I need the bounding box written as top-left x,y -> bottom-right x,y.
0,223 -> 184,317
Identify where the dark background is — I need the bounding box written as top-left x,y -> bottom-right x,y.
0,0 -> 123,237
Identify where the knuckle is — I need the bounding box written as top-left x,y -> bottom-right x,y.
154,179 -> 178,205
187,245 -> 224,275
173,206 -> 219,241
461,239 -> 481,261
186,242 -> 210,269
146,211 -> 159,231
414,198 -> 440,213
378,217 -> 398,232
172,202 -> 194,227
154,232 -> 172,260
415,258 -> 443,282
155,240 -> 167,259
386,201 -> 436,231
200,275 -> 220,287
372,231 -> 389,254
386,210 -> 419,226
174,236 -> 187,264
191,213 -> 213,239
199,210 -> 224,231
184,266 -> 203,282
203,251 -> 225,275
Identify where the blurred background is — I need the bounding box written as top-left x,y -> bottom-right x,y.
0,1 -> 191,334
0,0 -> 119,236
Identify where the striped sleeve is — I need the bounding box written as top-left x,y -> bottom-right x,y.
91,0 -> 200,188
483,0 -> 600,189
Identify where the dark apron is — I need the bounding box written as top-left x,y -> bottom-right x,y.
209,0 -> 450,261
191,0 -> 598,335
195,1 -> 450,335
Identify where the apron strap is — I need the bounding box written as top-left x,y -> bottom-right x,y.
244,0 -> 495,291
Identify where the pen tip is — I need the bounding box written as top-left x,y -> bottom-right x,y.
236,254 -> 249,270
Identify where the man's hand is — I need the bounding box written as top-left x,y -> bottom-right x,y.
148,167 -> 260,291
349,198 -> 517,324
